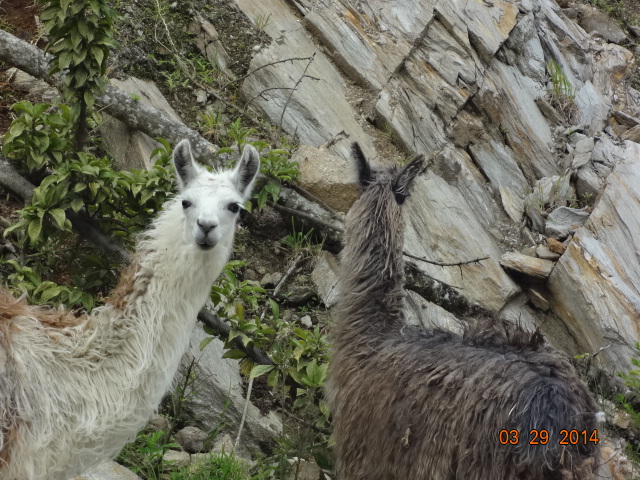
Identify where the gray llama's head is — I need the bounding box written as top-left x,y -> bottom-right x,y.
350,142 -> 424,204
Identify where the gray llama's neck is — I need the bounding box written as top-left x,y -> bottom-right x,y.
336,183 -> 406,342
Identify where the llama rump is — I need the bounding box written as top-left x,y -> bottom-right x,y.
326,143 -> 600,480
0,140 -> 259,480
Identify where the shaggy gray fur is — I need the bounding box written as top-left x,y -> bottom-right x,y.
326,143 -> 600,480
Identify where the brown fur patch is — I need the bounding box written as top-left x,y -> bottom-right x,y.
108,260 -> 139,310
0,289 -> 85,329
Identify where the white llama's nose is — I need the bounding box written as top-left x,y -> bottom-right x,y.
197,218 -> 218,234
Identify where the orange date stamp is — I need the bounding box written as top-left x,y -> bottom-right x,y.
498,429 -> 599,445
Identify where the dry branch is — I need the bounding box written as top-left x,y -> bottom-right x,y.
0,28 -> 215,162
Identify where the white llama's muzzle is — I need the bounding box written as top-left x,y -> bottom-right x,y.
195,224 -> 220,250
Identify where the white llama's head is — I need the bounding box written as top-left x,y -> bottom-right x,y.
172,139 -> 260,250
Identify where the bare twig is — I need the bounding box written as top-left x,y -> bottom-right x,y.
270,252 -> 303,301
234,374 -> 253,451
243,86 -> 295,108
279,53 -> 316,132
222,56 -> 316,90
403,252 -> 490,268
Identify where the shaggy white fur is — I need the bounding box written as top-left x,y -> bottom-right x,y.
0,140 -> 259,480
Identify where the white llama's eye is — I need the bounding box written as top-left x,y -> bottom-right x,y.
227,203 -> 241,214
181,200 -> 192,209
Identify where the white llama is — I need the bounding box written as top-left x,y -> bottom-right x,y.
0,139 -> 260,480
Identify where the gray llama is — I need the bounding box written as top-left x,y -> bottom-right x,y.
326,143 -> 600,480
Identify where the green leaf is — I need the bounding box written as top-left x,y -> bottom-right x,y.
304,360 -> 327,388
60,0 -> 72,14
73,67 -> 88,88
39,286 -> 63,303
83,90 -> 95,109
221,349 -> 247,360
91,46 -> 105,65
70,197 -> 84,212
49,209 -> 67,229
249,364 -> 274,380
27,218 -> 43,244
77,20 -> 89,38
3,218 -> 28,237
8,122 -> 25,138
199,336 -> 215,351
319,399 -> 331,418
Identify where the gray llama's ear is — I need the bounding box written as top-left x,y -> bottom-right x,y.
173,139 -> 201,190
232,144 -> 260,199
393,154 -> 425,204
351,142 -> 372,188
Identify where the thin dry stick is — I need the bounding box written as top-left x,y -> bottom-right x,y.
279,53 -> 317,132
403,252 -> 489,268
223,56 -> 316,90
234,375 -> 253,451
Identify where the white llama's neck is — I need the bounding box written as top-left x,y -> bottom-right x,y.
119,197 -> 232,379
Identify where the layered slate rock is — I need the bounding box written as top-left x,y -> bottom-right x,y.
404,174 -> 519,312
235,0 -> 376,160
229,0 -> 640,371
548,142 -> 640,371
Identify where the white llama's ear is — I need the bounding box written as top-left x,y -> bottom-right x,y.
173,139 -> 201,190
393,154 -> 425,204
232,144 -> 260,198
351,142 -> 372,189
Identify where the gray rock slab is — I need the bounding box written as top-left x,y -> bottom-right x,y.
72,461 -> 140,480
431,147 -> 501,229
476,59 -> 557,180
174,426 -> 209,454
296,0 -> 436,90
535,0 -> 592,86
469,140 -> 529,222
575,163 -> 603,200
592,134 -> 625,164
7,68 -> 58,102
311,251 -> 341,308
162,450 -> 191,469
174,327 -> 282,456
536,245 -> 560,261
405,290 -> 464,335
576,4 -> 627,44
524,175 -> 574,233
505,12 -> 546,82
404,173 -> 519,312
575,81 -> 611,135
621,125 -> 640,144
571,136 -> 595,169
236,0 -> 375,161
375,78 -> 449,157
500,251 -> 555,279
548,141 -> 640,372
545,206 -> 590,238
101,77 -> 183,171
435,0 -> 518,61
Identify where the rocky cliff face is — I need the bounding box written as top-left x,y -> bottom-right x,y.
228,0 -> 639,373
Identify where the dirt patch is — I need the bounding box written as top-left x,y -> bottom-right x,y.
111,0 -> 269,126
0,0 -> 41,41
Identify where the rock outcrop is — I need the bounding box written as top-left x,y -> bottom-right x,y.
230,0 -> 639,374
